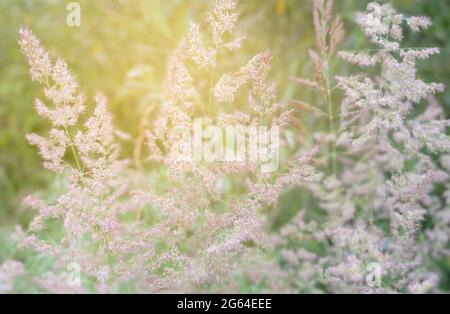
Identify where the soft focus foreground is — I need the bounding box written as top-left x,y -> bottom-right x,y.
0,0 -> 449,293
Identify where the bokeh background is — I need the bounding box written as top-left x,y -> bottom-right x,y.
1,0 -> 449,290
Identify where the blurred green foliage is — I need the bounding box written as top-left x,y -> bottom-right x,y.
0,1 -> 449,287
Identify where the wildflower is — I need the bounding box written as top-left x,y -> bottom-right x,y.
0,261 -> 25,293
18,27 -> 52,82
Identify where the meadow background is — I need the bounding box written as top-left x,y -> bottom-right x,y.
1,0 -> 449,292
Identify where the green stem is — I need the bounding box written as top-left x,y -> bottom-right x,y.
325,56 -> 338,176
43,76 -> 83,175
207,46 -> 219,117
64,125 -> 83,175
